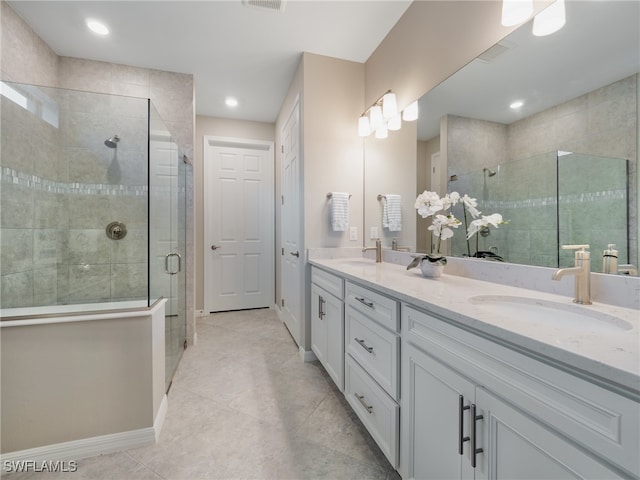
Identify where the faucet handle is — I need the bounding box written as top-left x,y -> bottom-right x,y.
561,244 -> 589,251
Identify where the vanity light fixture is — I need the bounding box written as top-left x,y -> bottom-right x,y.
533,0 -> 566,36
358,91 -> 418,138
501,0 -> 533,27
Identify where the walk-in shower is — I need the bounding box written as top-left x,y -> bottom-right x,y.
449,151 -> 631,270
0,81 -> 186,389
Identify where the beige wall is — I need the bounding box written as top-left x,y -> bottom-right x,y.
1,304 -> 165,454
364,123 -> 417,251
273,53 -> 365,350
416,136 -> 440,252
194,116 -> 275,310
364,1 -> 552,111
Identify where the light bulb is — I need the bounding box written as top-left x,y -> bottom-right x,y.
388,113 -> 401,131
369,105 -> 384,130
358,115 -> 371,137
402,101 -> 419,121
533,0 -> 565,36
501,0 -> 533,27
382,92 -> 398,120
375,124 -> 388,139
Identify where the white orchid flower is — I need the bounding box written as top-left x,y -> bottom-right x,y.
467,213 -> 506,239
414,190 -> 443,218
442,191 -> 460,210
428,214 -> 461,239
461,194 -> 481,218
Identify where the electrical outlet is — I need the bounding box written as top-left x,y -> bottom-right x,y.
349,226 -> 358,241
370,226 -> 379,239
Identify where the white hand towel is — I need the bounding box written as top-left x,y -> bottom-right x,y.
330,192 -> 349,232
382,194 -> 402,232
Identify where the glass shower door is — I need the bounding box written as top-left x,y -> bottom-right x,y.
148,103 -> 186,390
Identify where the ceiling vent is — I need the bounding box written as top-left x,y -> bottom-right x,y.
242,0 -> 286,13
475,41 -> 513,64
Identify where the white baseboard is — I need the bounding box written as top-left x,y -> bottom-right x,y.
1,394 -> 168,464
300,346 -> 317,363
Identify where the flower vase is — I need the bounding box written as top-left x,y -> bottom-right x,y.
420,259 -> 445,278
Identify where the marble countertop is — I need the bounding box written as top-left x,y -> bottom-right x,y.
309,257 -> 640,397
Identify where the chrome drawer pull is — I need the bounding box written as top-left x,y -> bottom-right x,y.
471,404 -> 484,468
355,297 -> 374,308
318,296 -> 325,319
458,395 -> 470,455
355,338 -> 374,353
355,394 -> 374,414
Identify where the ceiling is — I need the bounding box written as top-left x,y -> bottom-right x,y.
417,0 -> 640,140
7,0 -> 412,123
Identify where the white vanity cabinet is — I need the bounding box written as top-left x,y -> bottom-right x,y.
310,267 -> 345,391
344,281 -> 400,468
401,305 -> 637,480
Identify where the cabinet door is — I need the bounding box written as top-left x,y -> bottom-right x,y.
323,290 -> 344,391
311,284 -> 328,365
402,343 -> 476,480
476,387 -> 624,480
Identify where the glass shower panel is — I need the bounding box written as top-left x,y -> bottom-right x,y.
557,152 -> 628,271
148,104 -> 186,389
0,82 -> 149,312
449,152 -> 558,267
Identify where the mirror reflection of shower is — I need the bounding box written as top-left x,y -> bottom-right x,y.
482,166 -> 497,201
104,134 -> 120,148
105,134 -> 121,183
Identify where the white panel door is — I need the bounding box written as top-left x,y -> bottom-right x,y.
280,101 -> 302,346
204,139 -> 274,313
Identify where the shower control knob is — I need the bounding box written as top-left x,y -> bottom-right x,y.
211,245 -> 221,250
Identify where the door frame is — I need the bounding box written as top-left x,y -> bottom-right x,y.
203,135 -> 275,313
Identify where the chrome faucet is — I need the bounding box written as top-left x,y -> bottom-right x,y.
363,238 -> 382,263
552,245 -> 592,305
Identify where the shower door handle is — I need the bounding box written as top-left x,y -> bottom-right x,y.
165,252 -> 182,275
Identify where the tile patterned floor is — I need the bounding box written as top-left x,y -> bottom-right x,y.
5,308 -> 400,479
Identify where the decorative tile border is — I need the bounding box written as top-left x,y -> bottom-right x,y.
2,167 -> 148,196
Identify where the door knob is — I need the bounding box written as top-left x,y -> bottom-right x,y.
211,245 -> 221,250
290,251 -> 300,258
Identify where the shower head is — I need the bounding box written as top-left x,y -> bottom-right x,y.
483,167 -> 497,177
104,135 -> 120,148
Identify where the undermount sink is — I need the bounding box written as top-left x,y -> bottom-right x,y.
340,259 -> 378,267
468,295 -> 632,332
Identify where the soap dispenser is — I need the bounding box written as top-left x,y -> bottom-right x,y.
602,244 -> 618,274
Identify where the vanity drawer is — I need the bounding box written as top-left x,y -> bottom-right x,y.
345,354 -> 399,468
346,281 -> 398,332
311,267 -> 344,300
346,305 -> 399,400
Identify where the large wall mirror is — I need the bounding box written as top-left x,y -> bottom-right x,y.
365,0 -> 639,274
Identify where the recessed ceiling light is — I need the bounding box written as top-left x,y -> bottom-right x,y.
225,97 -> 239,108
510,100 -> 524,109
86,19 -> 109,36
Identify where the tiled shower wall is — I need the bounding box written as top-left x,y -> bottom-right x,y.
1,87 -> 149,307
1,1 -> 196,343
446,74 -> 638,269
